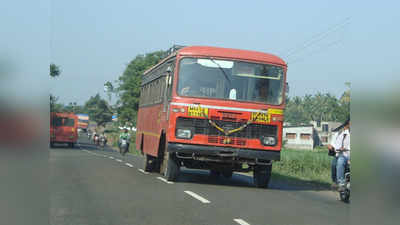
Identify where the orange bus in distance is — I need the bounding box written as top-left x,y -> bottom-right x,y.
136,46 -> 287,188
50,112 -> 78,148
76,113 -> 89,132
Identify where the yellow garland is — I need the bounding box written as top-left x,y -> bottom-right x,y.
197,105 -> 262,136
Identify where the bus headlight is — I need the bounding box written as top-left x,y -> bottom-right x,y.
261,136 -> 276,146
176,128 -> 192,139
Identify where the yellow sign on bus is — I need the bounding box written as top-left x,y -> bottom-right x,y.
188,106 -> 209,117
251,112 -> 270,123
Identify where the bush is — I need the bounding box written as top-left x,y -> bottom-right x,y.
273,148 -> 331,184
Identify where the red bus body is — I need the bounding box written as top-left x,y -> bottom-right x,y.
50,112 -> 78,147
136,46 -> 287,185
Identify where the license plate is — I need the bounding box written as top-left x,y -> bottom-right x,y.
188,106 -> 208,117
251,112 -> 270,123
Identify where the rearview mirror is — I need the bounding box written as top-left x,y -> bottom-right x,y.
167,74 -> 172,85
285,82 -> 289,94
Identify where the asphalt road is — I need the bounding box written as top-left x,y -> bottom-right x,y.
50,136 -> 349,225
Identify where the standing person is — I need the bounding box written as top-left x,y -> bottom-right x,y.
334,118 -> 350,191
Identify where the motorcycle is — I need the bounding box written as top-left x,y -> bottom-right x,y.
119,138 -> 128,156
339,164 -> 350,203
94,135 -> 99,146
100,136 -> 107,149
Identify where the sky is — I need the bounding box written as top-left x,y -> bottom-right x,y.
2,0 -> 399,105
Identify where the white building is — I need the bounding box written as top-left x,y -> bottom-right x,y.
310,121 -> 341,146
282,125 -> 314,150
282,121 -> 343,150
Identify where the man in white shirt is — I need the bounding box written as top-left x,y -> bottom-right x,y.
334,118 -> 350,190
328,128 -> 341,187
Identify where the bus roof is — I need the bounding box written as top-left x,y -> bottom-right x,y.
51,112 -> 77,118
143,46 -> 286,76
177,46 -> 286,66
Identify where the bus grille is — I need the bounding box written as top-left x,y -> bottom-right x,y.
176,117 -> 277,141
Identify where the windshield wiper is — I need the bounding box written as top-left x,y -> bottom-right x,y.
210,59 -> 231,84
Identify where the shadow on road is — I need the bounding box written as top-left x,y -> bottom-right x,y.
177,169 -> 331,191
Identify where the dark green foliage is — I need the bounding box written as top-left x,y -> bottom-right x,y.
50,64 -> 62,112
50,63 -> 61,78
284,89 -> 350,125
84,94 -> 113,127
116,51 -> 166,126
50,94 -> 64,112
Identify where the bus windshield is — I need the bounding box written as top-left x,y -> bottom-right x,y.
52,117 -> 75,127
177,57 -> 284,105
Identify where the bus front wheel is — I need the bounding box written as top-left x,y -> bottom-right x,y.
164,153 -> 179,181
253,164 -> 272,188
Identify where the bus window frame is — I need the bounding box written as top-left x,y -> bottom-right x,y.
139,57 -> 176,108
174,56 -> 288,107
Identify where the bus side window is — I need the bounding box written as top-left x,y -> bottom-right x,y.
166,62 -> 175,101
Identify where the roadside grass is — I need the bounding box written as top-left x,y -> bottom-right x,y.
106,131 -> 142,156
272,148 -> 332,188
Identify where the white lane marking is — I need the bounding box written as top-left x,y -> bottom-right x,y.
184,191 -> 210,203
157,177 -> 174,184
234,219 -> 251,225
116,159 -> 123,162
125,163 -> 134,168
109,156 -> 114,159
138,169 -> 149,174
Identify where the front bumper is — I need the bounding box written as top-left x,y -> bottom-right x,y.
167,143 -> 280,161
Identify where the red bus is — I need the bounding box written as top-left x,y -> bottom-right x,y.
136,46 -> 287,188
50,112 -> 78,148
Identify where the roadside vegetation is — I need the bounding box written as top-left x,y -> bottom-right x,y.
272,147 -> 331,188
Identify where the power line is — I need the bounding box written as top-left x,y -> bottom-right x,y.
283,17 -> 350,60
287,40 -> 343,65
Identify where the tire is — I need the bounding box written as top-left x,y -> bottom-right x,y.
253,164 -> 272,188
222,170 -> 233,179
71,143 -> 74,148
164,153 -> 179,181
209,170 -> 220,178
122,146 -> 128,156
143,154 -> 155,172
339,190 -> 350,203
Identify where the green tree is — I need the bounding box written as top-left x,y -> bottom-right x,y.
337,82 -> 350,122
84,94 -> 113,127
117,50 -> 166,126
50,63 -> 62,112
104,81 -> 115,102
284,88 -> 350,125
50,63 -> 61,78
285,96 -> 309,125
